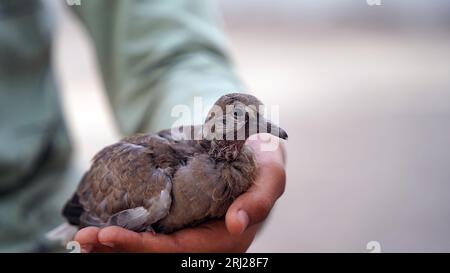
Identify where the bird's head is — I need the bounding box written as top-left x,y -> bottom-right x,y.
203,93 -> 288,142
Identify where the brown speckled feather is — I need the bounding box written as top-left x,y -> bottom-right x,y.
76,135 -> 178,229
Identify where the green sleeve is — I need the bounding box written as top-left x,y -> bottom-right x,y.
70,0 -> 244,134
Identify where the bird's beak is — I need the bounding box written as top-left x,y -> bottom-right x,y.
258,118 -> 288,140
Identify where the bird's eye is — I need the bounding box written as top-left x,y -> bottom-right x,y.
233,108 -> 245,119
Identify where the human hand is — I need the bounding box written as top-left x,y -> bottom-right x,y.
75,134 -> 286,253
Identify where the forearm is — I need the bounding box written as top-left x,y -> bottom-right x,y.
70,0 -> 244,134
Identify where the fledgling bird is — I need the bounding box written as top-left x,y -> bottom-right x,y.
49,93 -> 287,241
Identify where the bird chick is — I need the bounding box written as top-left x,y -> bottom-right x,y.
59,93 -> 288,235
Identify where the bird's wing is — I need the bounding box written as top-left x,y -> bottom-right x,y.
62,135 -> 175,230
105,207 -> 150,231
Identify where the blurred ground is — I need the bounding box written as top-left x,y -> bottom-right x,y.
54,1 -> 450,252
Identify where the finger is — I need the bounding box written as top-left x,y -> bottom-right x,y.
75,227 -> 115,253
246,133 -> 286,166
226,164 -> 285,234
97,226 -> 145,252
74,227 -> 99,253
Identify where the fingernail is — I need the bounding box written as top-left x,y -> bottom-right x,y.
81,244 -> 93,253
237,210 -> 249,234
101,242 -> 115,248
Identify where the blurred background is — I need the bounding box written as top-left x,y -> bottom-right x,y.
54,0 -> 450,252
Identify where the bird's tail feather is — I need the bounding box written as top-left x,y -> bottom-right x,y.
46,223 -> 78,246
